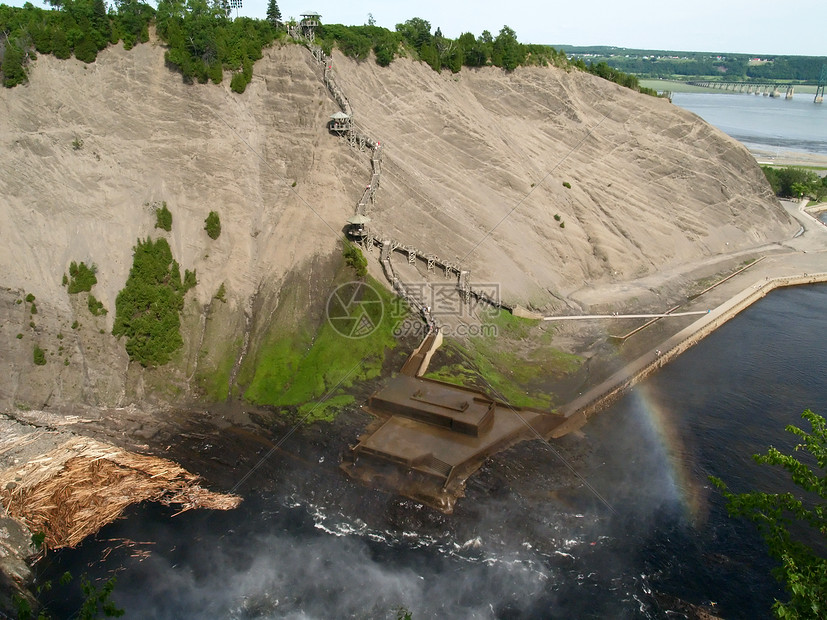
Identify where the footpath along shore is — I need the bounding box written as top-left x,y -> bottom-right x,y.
549,197 -> 827,437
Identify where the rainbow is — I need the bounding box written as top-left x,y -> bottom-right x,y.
627,382 -> 706,523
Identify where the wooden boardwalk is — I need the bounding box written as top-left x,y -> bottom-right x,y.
289,30 -> 512,318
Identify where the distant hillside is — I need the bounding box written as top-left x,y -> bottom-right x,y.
556,45 -> 826,82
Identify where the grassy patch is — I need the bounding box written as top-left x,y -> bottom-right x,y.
425,311 -> 580,410
243,275 -> 405,423
485,308 -> 539,340
297,394 -> 357,423
199,337 -> 241,402
425,339 -> 553,409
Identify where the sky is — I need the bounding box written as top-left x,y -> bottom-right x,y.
6,0 -> 827,56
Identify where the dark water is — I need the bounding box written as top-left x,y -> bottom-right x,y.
671,92 -> 827,156
40,285 -> 827,618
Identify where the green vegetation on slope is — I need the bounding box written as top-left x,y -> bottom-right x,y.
425,310 -> 581,410
33,344 -> 47,366
570,59 -> 658,96
319,18 -> 652,95
319,19 -> 567,73
242,274 -> 406,423
197,336 -> 240,402
67,261 -> 97,294
87,293 -> 107,316
155,0 -> 280,91
710,410 -> 827,619
204,210 -> 221,239
155,202 -> 172,231
2,3 -> 654,97
343,241 -> 367,277
762,166 -> 827,201
112,237 -> 196,367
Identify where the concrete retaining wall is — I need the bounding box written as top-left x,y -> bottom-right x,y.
552,273 -> 827,437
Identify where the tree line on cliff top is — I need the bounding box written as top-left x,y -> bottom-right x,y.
0,0 -> 154,86
1,1 -> 653,96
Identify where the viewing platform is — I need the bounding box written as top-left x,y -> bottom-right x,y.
344,345 -> 566,512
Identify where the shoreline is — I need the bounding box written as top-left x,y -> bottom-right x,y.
549,194 -> 827,434
552,271 -> 827,437
750,147 -> 827,170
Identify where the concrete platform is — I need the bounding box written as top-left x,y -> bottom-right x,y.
368,375 -> 495,437
346,374 -> 566,511
357,400 -> 546,479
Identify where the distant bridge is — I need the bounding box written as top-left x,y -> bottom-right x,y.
686,80 -> 798,99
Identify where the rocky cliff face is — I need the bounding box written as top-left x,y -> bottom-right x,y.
0,39 -> 795,410
331,52 -> 794,303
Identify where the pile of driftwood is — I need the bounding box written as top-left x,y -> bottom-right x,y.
0,437 -> 240,549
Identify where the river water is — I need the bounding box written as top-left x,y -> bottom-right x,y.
41,284 -> 827,618
671,92 -> 827,156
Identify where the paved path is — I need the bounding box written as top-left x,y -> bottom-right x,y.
542,310 -> 710,321
551,200 -> 827,435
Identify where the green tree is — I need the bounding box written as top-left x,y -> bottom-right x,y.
112,237 -> 194,366
155,202 -> 173,231
762,166 -> 822,199
78,575 -> 124,619
1,40 -> 28,87
791,183 -> 809,199
67,261 -> 98,293
204,210 -> 221,239
710,410 -> 827,619
395,17 -> 431,51
52,28 -> 72,59
230,70 -> 248,92
492,25 -> 524,71
343,241 -> 367,277
73,33 -> 98,63
265,0 -> 281,26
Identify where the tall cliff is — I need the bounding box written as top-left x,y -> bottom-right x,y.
0,39 -> 795,410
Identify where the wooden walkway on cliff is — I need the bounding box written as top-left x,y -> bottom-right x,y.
289,27 -> 513,320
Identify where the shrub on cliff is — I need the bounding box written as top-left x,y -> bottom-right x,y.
343,241 -> 367,277
67,261 -> 98,294
33,345 -> 47,366
230,71 -> 248,93
204,211 -> 221,239
1,41 -> 28,87
155,202 -> 172,231
112,237 -> 195,366
155,3 -> 277,86
88,294 -> 107,316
